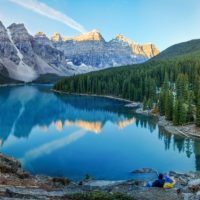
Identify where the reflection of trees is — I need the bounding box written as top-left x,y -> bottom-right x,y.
159,127 -> 193,154
158,126 -> 200,171
173,135 -> 185,153
158,128 -> 172,150
134,114 -> 157,133
193,140 -> 200,171
185,138 -> 193,158
158,127 -> 194,155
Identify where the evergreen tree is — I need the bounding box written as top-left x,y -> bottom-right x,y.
163,72 -> 169,90
196,91 -> 200,127
176,74 -> 189,101
173,99 -> 179,125
187,91 -> 194,122
165,90 -> 174,121
179,101 -> 187,125
143,97 -> 148,110
158,91 -> 166,116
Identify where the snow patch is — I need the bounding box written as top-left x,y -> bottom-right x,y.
67,61 -> 100,74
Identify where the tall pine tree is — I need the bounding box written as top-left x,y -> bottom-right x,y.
196,91 -> 200,127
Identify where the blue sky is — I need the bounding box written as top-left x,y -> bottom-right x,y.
0,0 -> 200,51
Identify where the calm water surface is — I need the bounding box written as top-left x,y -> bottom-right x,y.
0,85 -> 199,180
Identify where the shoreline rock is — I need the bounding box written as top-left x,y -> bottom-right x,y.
158,116 -> 200,138
131,168 -> 157,174
1,153 -> 200,200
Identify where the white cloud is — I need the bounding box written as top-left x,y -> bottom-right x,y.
9,0 -> 87,33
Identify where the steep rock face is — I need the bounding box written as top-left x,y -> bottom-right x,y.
115,34 -> 159,58
8,23 -> 36,68
0,20 -> 159,83
35,32 -> 52,46
0,22 -> 20,65
33,33 -> 74,75
63,29 -> 104,42
51,32 -> 62,42
0,21 -> 74,82
141,44 -> 159,58
52,30 -> 149,68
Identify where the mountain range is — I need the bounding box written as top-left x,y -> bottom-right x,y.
54,38 -> 200,100
0,21 -> 159,83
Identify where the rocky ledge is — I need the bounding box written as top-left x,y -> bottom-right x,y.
1,154 -> 200,200
158,116 -> 200,138
136,106 -> 200,139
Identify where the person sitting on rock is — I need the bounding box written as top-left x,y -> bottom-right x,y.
146,173 -> 176,188
152,173 -> 165,188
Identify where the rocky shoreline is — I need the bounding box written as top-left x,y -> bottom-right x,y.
158,116 -> 200,139
2,153 -> 200,200
136,108 -> 200,139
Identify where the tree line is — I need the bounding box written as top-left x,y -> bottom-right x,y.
54,55 -> 200,127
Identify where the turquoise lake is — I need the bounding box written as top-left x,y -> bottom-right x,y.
0,85 -> 199,181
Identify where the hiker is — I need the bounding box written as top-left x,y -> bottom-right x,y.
146,173 -> 176,189
152,173 -> 165,188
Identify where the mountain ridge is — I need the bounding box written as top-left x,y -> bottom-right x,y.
48,30 -> 159,59
151,39 -> 200,61
0,20 -> 159,83
53,38 -> 200,98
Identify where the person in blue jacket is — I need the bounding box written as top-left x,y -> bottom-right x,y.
146,173 -> 176,188
152,173 -> 165,188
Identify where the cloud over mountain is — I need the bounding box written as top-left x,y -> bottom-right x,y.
9,0 -> 87,33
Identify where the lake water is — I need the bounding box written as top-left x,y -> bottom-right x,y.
0,85 -> 200,181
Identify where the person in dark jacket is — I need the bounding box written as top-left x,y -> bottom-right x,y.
152,173 -> 165,188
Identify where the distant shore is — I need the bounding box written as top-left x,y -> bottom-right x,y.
52,89 -> 135,104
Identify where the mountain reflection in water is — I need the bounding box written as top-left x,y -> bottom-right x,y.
0,85 -> 200,180
0,85 -> 137,143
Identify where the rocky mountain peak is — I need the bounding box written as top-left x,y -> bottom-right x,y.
113,34 -> 159,58
115,34 -> 136,45
141,43 -> 160,58
35,32 -> 46,37
78,30 -> 104,41
51,32 -> 62,42
0,20 -> 160,83
7,23 -> 32,42
0,21 -> 6,31
0,21 -> 9,42
63,30 -> 104,42
34,32 -> 52,46
8,23 -> 26,33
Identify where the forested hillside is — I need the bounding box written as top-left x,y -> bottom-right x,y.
54,39 -> 200,127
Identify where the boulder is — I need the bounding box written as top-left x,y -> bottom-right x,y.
132,168 -> 156,174
188,179 -> 200,187
188,179 -> 200,192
